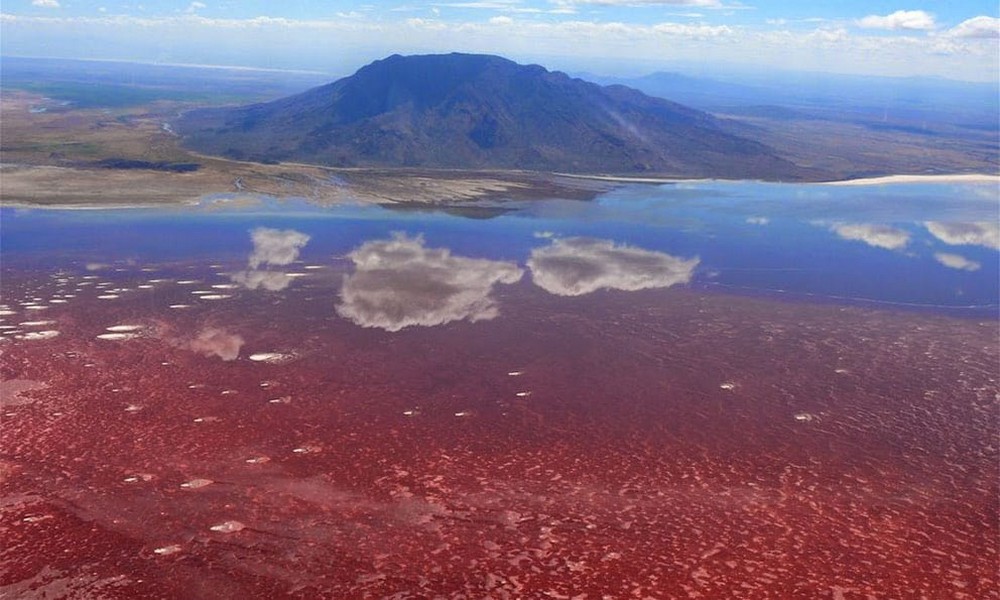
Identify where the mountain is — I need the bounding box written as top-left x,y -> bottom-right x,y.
176,53 -> 811,179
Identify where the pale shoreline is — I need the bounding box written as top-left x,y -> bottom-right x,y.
3,171 -> 998,211
822,173 -> 999,186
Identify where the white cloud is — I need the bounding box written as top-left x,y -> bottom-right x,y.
336,233 -> 523,332
248,227 -> 310,268
947,16 -> 1000,39
31,0 -> 60,7
925,221 -> 1000,250
1,10 -> 995,81
230,270 -> 293,291
489,15 -> 514,25
553,0 -> 723,6
652,22 -> 733,37
858,10 -> 935,31
186,327 -> 243,360
231,227 -> 310,291
831,223 -> 910,250
934,252 -> 981,271
746,216 -> 769,225
528,237 -> 698,296
185,2 -> 207,14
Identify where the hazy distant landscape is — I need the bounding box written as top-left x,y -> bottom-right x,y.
2,53 -> 996,210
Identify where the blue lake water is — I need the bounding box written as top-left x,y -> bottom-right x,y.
2,179 -> 998,316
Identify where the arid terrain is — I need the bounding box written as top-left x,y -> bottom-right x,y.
0,91 -> 614,208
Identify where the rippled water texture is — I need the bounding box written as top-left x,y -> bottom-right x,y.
2,180 -> 997,598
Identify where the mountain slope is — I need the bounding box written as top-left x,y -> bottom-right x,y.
176,53 -> 811,179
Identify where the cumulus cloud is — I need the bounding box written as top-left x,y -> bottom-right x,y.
336,233 -> 523,332
2,10 -> 996,82
948,16 -> 1000,39
555,0 -> 723,6
230,270 -> 293,291
186,327 -> 244,360
925,221 -> 1000,250
231,227 -> 310,291
858,10 -> 935,31
185,1 -> 207,13
831,223 -> 910,250
528,237 -> 698,297
248,227 -> 311,269
934,252 -> 981,272
31,0 -> 60,7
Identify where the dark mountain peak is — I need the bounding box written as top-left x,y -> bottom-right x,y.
333,53 -> 526,120
176,53 -> 811,179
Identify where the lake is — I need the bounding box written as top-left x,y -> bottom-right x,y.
2,179 -> 997,597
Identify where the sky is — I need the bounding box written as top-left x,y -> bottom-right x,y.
1,1 -> 998,81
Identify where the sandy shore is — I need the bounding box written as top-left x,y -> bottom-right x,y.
824,173 -> 999,186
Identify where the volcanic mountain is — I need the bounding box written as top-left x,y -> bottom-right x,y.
176,53 -> 808,179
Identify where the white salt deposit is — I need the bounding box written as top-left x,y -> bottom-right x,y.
180,478 -> 213,489
16,330 -> 60,340
248,352 -> 291,363
106,325 -> 143,332
96,332 -> 140,341
153,545 -> 183,556
209,521 -> 245,533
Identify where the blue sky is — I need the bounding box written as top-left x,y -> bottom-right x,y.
2,1 -> 997,80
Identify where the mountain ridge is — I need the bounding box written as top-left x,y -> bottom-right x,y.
175,52 -> 814,180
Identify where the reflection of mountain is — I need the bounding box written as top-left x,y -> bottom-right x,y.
231,227 -> 310,291
528,237 -> 698,296
177,53 -> 809,179
336,234 -> 523,331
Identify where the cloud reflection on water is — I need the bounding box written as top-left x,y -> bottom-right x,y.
336,233 -> 523,332
231,227 -> 311,291
830,223 -> 910,250
925,221 -> 1000,250
934,252 -> 981,272
186,327 -> 244,361
528,237 -> 698,297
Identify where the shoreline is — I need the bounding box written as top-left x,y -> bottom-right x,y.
4,170 -> 998,211
822,173 -> 999,186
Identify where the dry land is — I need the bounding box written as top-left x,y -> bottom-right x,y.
0,91 -> 613,208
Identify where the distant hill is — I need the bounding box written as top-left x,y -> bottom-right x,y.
175,53 -> 813,179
